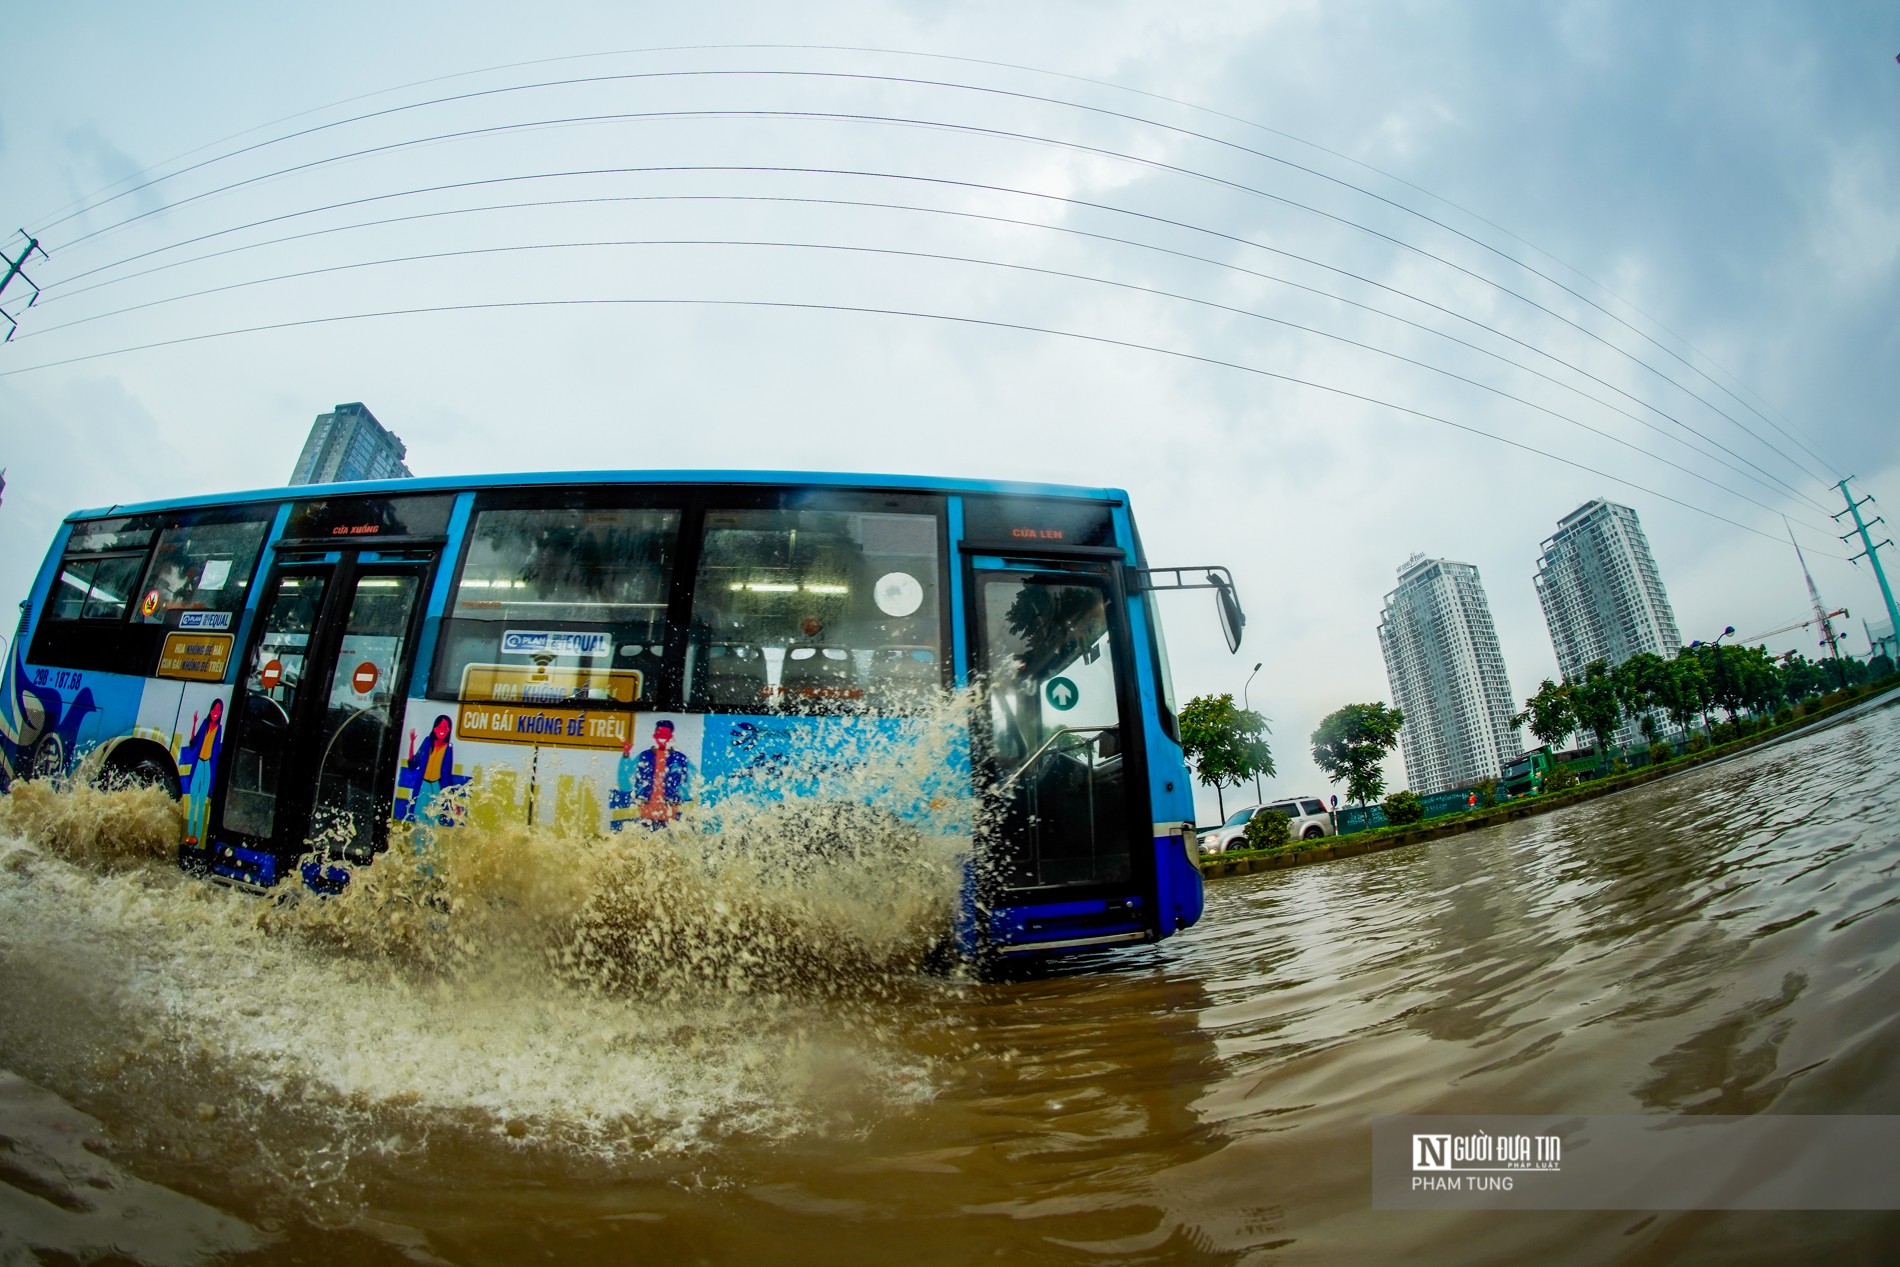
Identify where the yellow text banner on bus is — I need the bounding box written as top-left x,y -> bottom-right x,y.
455,703 -> 632,750
157,632 -> 234,682
459,663 -> 642,705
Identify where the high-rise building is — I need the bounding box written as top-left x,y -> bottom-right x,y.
1534,499 -> 1681,745
1378,554 -> 1523,795
289,402 -> 411,486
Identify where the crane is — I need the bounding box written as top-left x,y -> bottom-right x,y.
1737,608 -> 1849,647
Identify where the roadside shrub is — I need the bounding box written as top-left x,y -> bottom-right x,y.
1609,758 -> 1630,777
1382,790 -> 1425,826
1242,809 -> 1291,852
1649,742 -> 1673,766
1687,732 -> 1710,754
1544,766 -> 1580,794
1475,778 -> 1499,809
1774,706 -> 1794,726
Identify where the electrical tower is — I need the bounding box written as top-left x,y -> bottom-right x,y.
0,231 -> 47,341
1835,478 -> 1900,660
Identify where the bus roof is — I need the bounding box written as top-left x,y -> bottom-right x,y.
65,469 -> 1129,521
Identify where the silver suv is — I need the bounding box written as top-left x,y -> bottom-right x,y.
1199,797 -> 1335,854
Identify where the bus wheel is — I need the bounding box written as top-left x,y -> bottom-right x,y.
122,757 -> 181,799
101,748 -> 181,798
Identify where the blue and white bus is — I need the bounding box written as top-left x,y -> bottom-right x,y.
2,471 -> 1242,961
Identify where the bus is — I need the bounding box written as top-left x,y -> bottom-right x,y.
1,471 -> 1244,962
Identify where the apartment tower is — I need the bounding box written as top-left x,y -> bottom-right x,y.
289,402 -> 412,486
1378,554 -> 1523,795
1535,499 -> 1681,744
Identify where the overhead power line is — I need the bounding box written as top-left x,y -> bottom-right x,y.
27,55 -> 1844,489
0,293 -> 1859,561
35,99 -> 1838,497
14,230 -> 1841,531
19,185 -> 1812,509
24,159 -> 1836,513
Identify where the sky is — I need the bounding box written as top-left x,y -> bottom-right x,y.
1,1 -> 1896,821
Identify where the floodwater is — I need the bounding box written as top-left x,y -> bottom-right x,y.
2,692 -> 1899,1265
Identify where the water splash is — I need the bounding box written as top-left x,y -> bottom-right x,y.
0,776 -> 182,870
0,694 -> 979,1195
272,693 -> 979,997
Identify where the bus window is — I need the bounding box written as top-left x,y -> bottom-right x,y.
686,507 -> 943,713
46,517 -> 160,622
432,504 -> 679,704
132,517 -> 271,626
30,516 -> 164,674
53,553 -> 146,623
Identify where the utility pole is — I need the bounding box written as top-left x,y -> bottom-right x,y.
1835,477 -> 1900,662
0,231 -> 48,342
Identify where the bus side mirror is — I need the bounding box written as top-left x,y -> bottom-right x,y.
1130,565 -> 1247,654
1212,573 -> 1245,654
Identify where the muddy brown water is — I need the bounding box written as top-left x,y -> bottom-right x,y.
2,693 -> 1898,1264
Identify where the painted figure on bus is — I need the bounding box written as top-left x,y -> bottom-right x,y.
613,718 -> 693,829
178,699 -> 224,846
405,714 -> 457,826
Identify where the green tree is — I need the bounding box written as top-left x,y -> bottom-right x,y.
1733,645 -> 1782,717
1382,789 -> 1425,826
1614,651 -> 1671,741
1513,678 -> 1574,751
1570,659 -> 1624,775
1657,651 -> 1710,745
1177,693 -> 1275,821
1310,702 -> 1405,810
1780,653 -> 1827,703
1704,643 -> 1752,721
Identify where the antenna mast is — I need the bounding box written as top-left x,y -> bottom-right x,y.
1788,522 -> 1843,661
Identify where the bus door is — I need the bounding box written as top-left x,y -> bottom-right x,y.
967,556 -> 1153,946
208,548 -> 434,885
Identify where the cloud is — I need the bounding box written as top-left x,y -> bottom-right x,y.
59,125 -> 162,226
